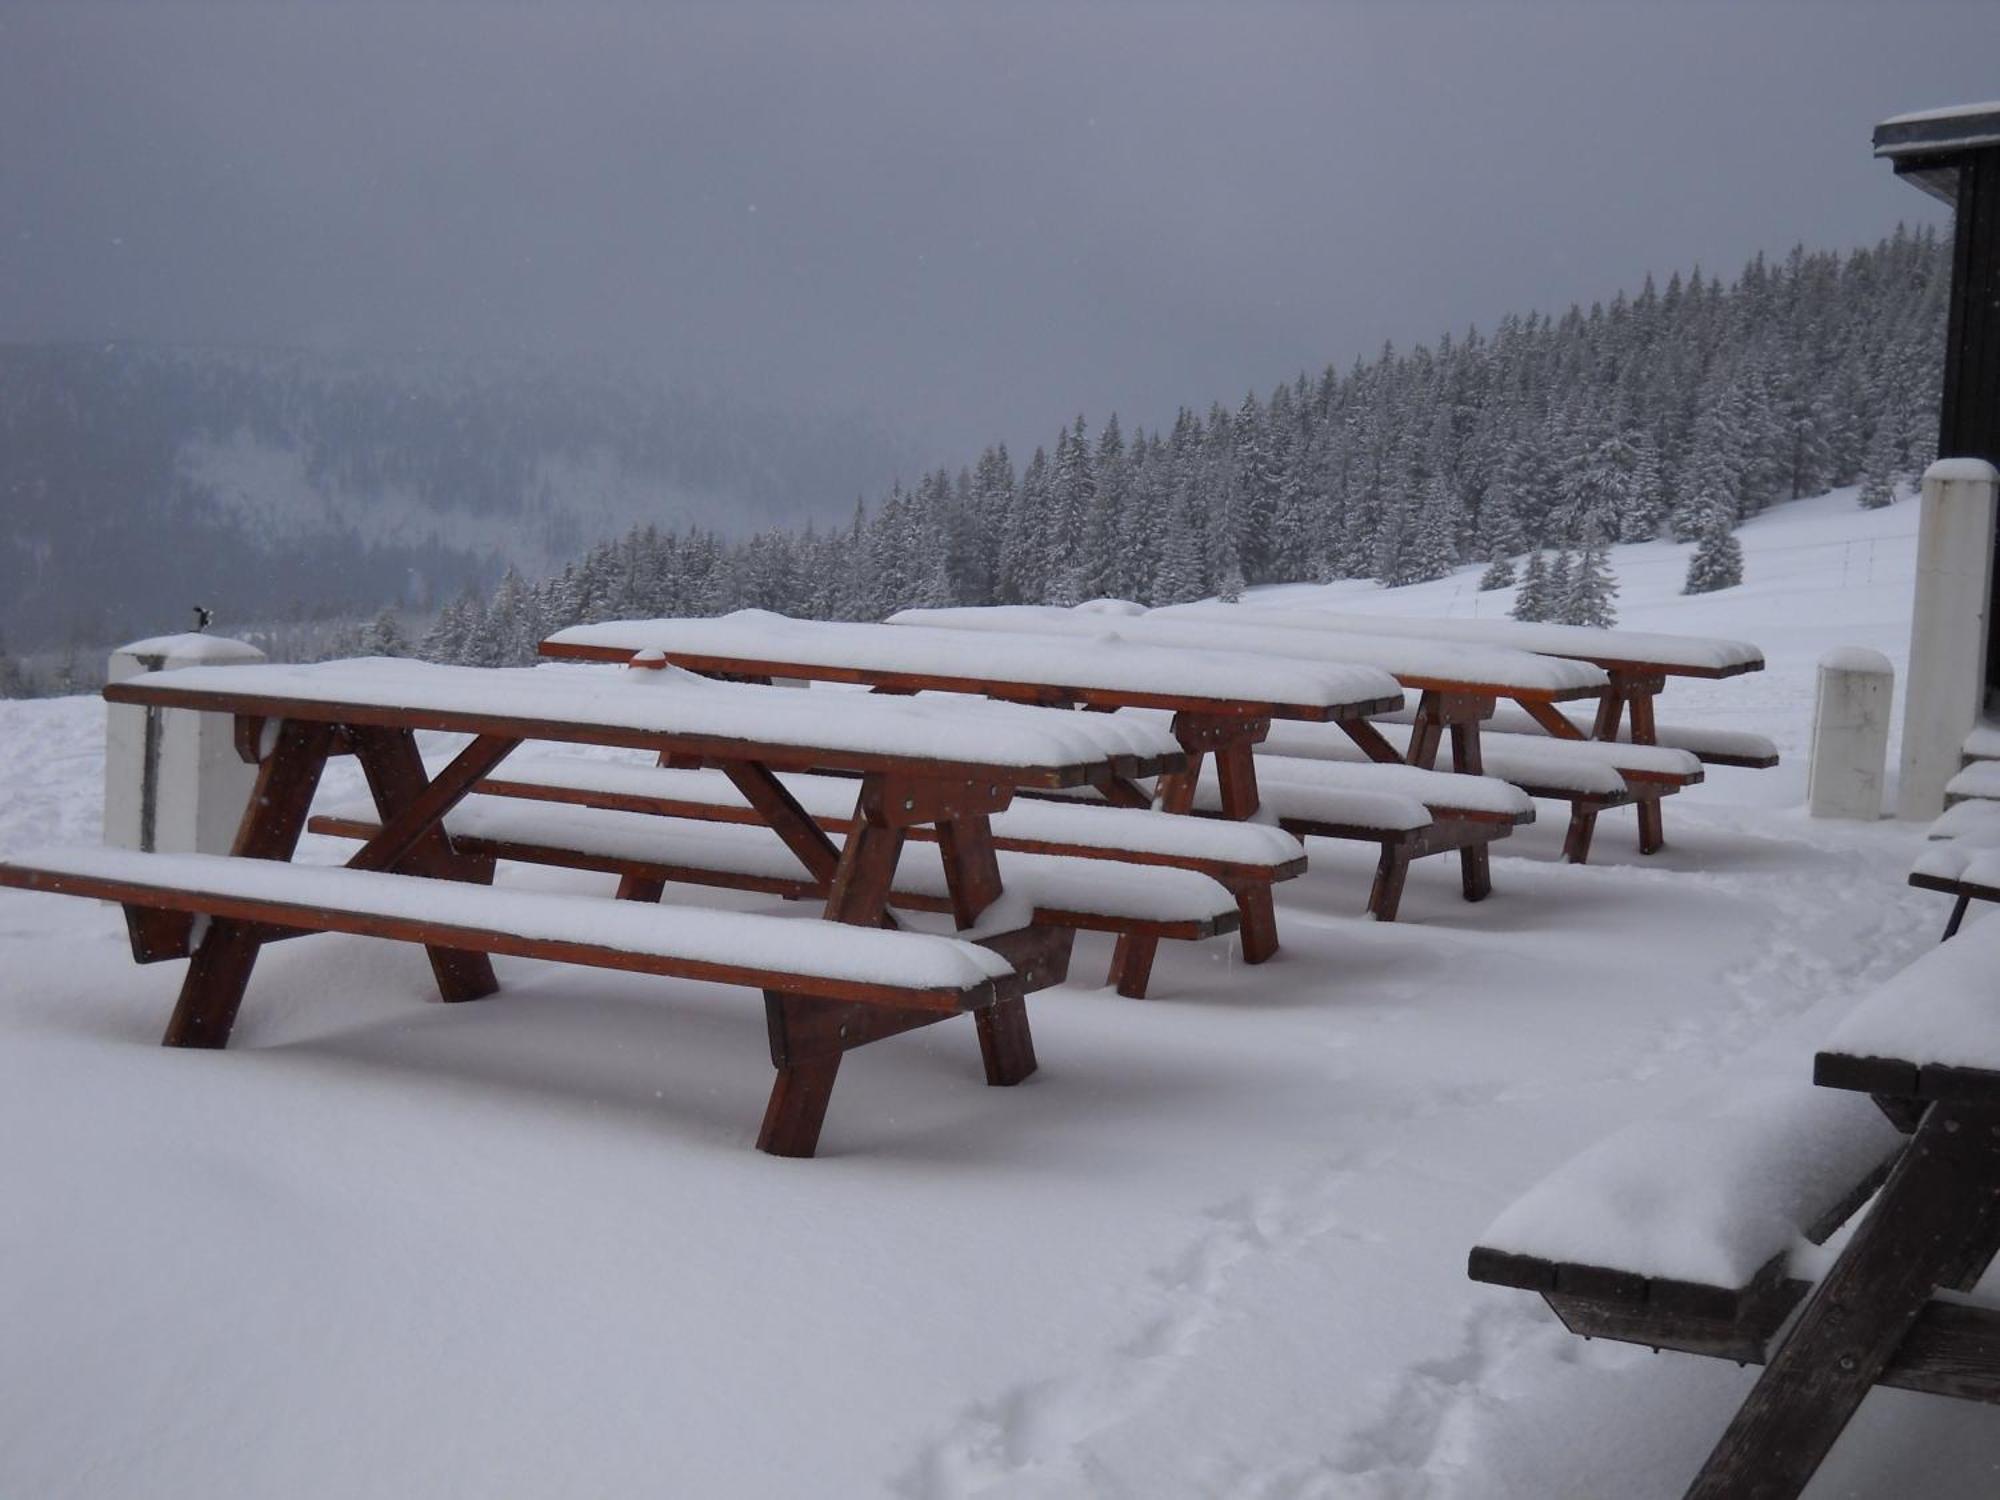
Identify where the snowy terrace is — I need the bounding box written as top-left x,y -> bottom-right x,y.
1,486 -> 1996,1497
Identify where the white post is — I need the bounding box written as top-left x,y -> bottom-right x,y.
1897,459 -> 2000,821
1808,648 -> 1894,819
104,633 -> 267,854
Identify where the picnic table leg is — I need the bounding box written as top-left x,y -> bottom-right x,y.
1683,1102 -> 2000,1500
1447,721 -> 1493,903
1368,844 -> 1413,920
347,727 -> 508,1004
757,992 -> 948,1157
1210,734 -> 1280,962
1626,688 -> 1668,854
162,719 -> 332,1049
936,808 -> 1038,1082
1943,893 -> 1973,940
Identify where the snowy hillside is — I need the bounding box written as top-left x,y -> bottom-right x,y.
2,486 -> 1994,1499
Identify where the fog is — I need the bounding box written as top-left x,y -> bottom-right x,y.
2,1 -> 1992,459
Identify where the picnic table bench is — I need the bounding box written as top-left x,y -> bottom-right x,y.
442,757 -> 1308,997
1158,602 -> 1772,852
890,603 -> 1603,898
1469,913 -> 2000,1498
540,610 -> 1404,979
0,657 -> 1186,1157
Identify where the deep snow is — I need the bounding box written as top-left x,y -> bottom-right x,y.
3,486 -> 1997,1498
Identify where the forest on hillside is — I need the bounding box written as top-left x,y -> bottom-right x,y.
404,227 -> 1946,667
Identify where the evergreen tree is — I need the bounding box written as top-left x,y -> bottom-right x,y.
1511,550 -> 1550,621
1478,551 -> 1516,591
1565,519 -> 1619,628
1683,499 -> 1745,593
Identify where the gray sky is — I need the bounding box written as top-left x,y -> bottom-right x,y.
2,1 -> 1993,461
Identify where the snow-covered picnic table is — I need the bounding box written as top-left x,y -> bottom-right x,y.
1472,910 -> 2000,1499
1156,600 -> 1774,851
0,657 -> 1193,1156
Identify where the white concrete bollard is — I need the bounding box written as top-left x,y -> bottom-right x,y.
1897,458 -> 2000,821
104,633 -> 267,854
1808,648 -> 1894,819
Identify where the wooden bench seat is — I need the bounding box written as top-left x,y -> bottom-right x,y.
1475,702 -> 1782,769
1260,718 -> 1701,863
472,757 -> 1306,996
1191,752 -> 1534,920
1469,1084 -> 1904,1363
0,846 -> 1054,1157
308,796 -> 1242,991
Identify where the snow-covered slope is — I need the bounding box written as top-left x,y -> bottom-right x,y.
4,487 -> 1995,1499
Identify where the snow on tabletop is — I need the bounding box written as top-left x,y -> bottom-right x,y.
1153,600 -> 1765,673
319,797 -> 1239,928
547,609 -> 1402,711
1911,843 -> 2000,889
888,605 -> 1610,695
1824,912 -> 2000,1072
487,754 -> 1308,866
1257,719 -> 1633,797
0,847 -> 1016,990
1964,722 -> 2000,761
1925,457 -> 2000,485
1250,750 -> 1534,820
1946,762 -> 2000,802
1478,1084 -> 1902,1288
116,657 -> 1181,773
1929,801 -> 2000,841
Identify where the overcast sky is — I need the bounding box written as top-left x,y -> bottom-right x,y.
2,1 -> 1994,462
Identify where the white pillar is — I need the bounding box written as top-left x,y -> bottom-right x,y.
1897,459 -> 2000,821
104,633 -> 267,854
1808,648 -> 1894,819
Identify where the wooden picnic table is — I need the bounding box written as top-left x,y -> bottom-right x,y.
885,603 -> 1607,896
1676,935 -> 2000,1498
541,611 -> 1405,973
34,657 -> 1186,1155
1156,602 -> 1767,851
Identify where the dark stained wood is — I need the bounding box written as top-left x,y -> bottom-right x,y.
162,719 -> 333,1049
539,638 -> 1405,723
123,904 -> 196,964
936,813 -> 1005,929
347,726 -> 508,1003
1108,933 -> 1159,999
103,677 -> 1168,791
1685,1102 -> 2000,1500
721,761 -> 843,884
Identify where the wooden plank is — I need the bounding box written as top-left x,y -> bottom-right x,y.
163,719 -> 333,1049
721,761 -> 843,884
1685,1102 -> 2000,1500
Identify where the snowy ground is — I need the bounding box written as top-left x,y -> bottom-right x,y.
4,487 -> 1997,1498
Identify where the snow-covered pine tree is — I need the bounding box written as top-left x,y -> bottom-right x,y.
1545,548 -> 1574,617
1683,497 -> 1745,593
1510,550 -> 1549,621
1565,519 -> 1618,628
1478,551 -> 1516,590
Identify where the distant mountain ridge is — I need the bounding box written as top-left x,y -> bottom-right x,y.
0,342 -> 922,647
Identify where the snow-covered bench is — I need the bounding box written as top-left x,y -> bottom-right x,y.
1191,753 -> 1535,919
1476,915 -> 2000,1497
469,757 -> 1309,996
1477,701 -> 1781,770
0,846 -> 1039,1157
1260,717 -> 1702,863
308,795 -> 1243,994
1909,801 -> 2000,937
1468,1084 -> 1901,1362
1944,759 -> 2000,806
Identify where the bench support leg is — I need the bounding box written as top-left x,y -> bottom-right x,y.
1684,1103 -> 2000,1500
1944,893 -> 1973,940
1448,721 -> 1493,902
1563,806 -> 1600,864
975,998 -> 1038,1086
348,727 -> 504,1004
1369,844 -> 1412,921
164,719 -> 332,1050
614,874 -> 666,903
1108,934 -> 1159,997
758,991 -> 958,1157
1237,883 -> 1279,961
